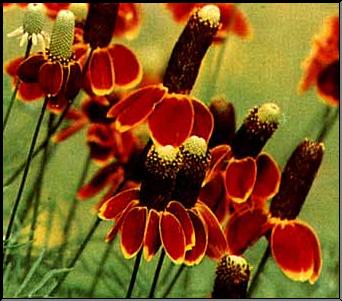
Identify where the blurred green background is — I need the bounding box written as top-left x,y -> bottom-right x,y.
3,3 -> 339,298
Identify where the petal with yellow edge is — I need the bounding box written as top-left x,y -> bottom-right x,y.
18,83 -> 44,102
98,188 -> 140,220
121,206 -> 147,258
143,209 -> 161,262
39,61 -> 63,96
17,54 -> 45,83
225,157 -> 257,204
190,98 -> 214,142
107,84 -> 167,132
160,211 -> 186,264
270,220 -> 322,284
148,94 -> 194,147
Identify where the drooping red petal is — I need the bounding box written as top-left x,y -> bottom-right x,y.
195,201 -> 227,260
17,54 -> 45,83
121,206 -> 147,258
165,3 -> 196,22
89,49 -> 114,96
18,82 -> 44,102
251,153 -> 281,206
317,60 -> 339,106
225,157 -> 257,204
77,163 -> 123,200
5,57 -> 24,77
107,84 -> 167,132
160,211 -> 186,264
166,201 -> 195,250
65,62 -> 82,100
190,98 -> 214,142
105,200 -> 138,242
98,188 -> 140,220
108,44 -> 142,89
184,210 -> 208,265
148,94 -> 194,147
112,130 -> 138,164
225,208 -> 270,255
38,61 -> 63,96
143,209 -> 161,262
271,220 -> 322,284
114,3 -> 140,39
231,6 -> 252,38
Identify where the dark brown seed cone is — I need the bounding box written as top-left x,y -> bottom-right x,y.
83,3 -> 119,48
163,5 -> 221,94
270,139 -> 324,220
231,103 -> 280,159
173,137 -> 211,208
212,255 -> 250,299
209,98 -> 236,147
140,145 -> 181,211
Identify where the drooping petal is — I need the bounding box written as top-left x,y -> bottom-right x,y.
77,163 -> 123,200
18,82 -> 44,102
5,57 -> 24,77
195,201 -> 227,260
225,208 -> 270,255
317,60 -> 339,106
17,54 -> 45,83
98,188 -> 140,220
65,61 -> 82,100
190,98 -> 214,142
160,211 -> 186,264
89,49 -> 114,96
112,130 -> 138,164
121,206 -> 147,258
108,44 -> 142,89
184,210 -> 208,265
114,3 -> 140,39
271,220 -> 322,284
251,153 -> 281,206
225,157 -> 257,204
231,6 -> 252,38
38,61 -> 63,96
143,209 -> 161,262
148,94 -> 194,147
52,119 -> 87,143
166,201 -> 195,250
107,84 -> 167,132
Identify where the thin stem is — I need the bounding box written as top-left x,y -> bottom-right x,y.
4,97 -> 49,249
317,106 -> 338,142
148,249 -> 166,298
56,153 -> 91,266
247,246 -> 270,297
126,248 -> 143,298
3,39 -> 32,132
162,264 -> 186,298
4,48 -> 95,188
51,217 -> 102,296
26,113 -> 55,266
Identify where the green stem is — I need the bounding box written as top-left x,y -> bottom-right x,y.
148,249 -> 166,298
247,246 -> 270,297
4,96 -> 49,251
162,264 -> 186,297
3,38 -> 33,133
126,248 -> 143,298
317,106 -> 338,142
51,217 -> 102,296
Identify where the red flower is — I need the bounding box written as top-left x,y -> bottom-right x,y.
107,84 -> 214,147
299,16 -> 339,106
166,3 -> 252,43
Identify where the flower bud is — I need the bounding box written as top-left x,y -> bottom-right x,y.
270,139 -> 324,220
212,255 -> 250,298
232,103 -> 280,159
163,5 -> 221,94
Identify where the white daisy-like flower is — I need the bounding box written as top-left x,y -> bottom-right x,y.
7,3 -> 50,50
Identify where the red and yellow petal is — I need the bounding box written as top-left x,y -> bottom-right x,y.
165,3 -> 196,22
39,61 -> 63,96
225,157 -> 257,204
121,206 -> 147,258
251,153 -> 281,206
195,201 -> 227,260
5,57 -> 24,77
17,54 -> 45,83
190,98 -> 214,142
230,6 -> 252,38
108,44 -> 142,89
98,188 -> 140,220
18,82 -> 44,102
107,84 -> 167,132
270,220 -> 322,284
114,3 -> 141,39
160,211 -> 186,264
184,210 -> 208,265
143,209 -> 161,262
225,208 -> 270,255
65,62 -> 82,100
89,49 -> 115,96
166,201 -> 195,250
317,60 -> 339,106
52,118 -> 88,143
148,94 -> 194,147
